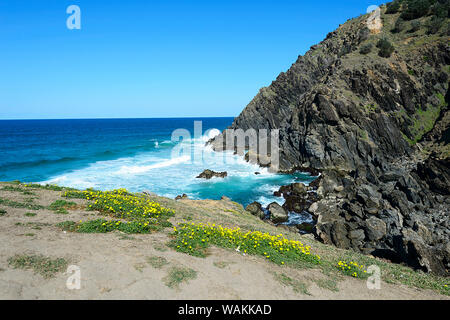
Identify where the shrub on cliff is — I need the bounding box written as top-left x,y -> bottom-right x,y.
427,16 -> 445,33
386,0 -> 402,14
376,38 -> 395,57
410,20 -> 422,32
430,0 -> 450,18
392,17 -> 406,32
360,43 -> 373,54
401,0 -> 432,20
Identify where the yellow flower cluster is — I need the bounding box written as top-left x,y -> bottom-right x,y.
63,188 -> 174,220
62,188 -> 174,230
337,260 -> 367,278
173,222 -> 321,265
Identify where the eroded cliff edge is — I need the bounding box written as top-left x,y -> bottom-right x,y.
210,2 -> 450,275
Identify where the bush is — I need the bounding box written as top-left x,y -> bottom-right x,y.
377,38 -> 395,57
401,0 -> 432,20
410,20 -> 422,32
386,0 -> 402,14
430,1 -> 450,18
392,17 -> 406,32
360,43 -> 373,54
427,16 -> 445,33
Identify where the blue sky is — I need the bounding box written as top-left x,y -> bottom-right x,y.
0,0 -> 384,119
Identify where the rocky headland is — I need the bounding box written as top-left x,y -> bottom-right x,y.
209,1 -> 450,275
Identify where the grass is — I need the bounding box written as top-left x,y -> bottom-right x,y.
154,243 -> 169,252
56,221 -> 78,232
273,273 -> 310,295
48,199 -> 77,214
146,256 -> 169,269
24,212 -> 37,217
58,219 -> 161,234
1,185 -> 35,195
8,254 -> 68,278
0,209 -> 6,216
163,266 -> 197,289
313,277 -> 340,292
407,104 -> 442,144
22,183 -> 66,191
0,197 -> 44,210
24,233 -> 35,237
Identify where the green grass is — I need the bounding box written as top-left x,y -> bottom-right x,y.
24,212 -> 37,217
313,277 -> 340,292
163,266 -> 197,289
0,198 -> 44,210
146,256 -> 169,269
56,221 -> 78,232
8,254 -> 68,278
48,200 -> 77,214
273,273 -> 310,295
57,218 -> 162,234
24,233 -> 35,237
22,183 -> 66,191
0,209 -> 6,216
1,186 -> 35,195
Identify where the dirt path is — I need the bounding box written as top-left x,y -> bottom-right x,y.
0,185 -> 447,300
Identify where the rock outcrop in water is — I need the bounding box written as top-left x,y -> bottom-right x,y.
196,169 -> 228,179
210,2 -> 450,275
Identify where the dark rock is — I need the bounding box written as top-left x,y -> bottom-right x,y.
175,194 -> 189,200
365,217 -> 387,241
245,202 -> 265,220
296,223 -> 314,234
196,169 -> 227,179
268,202 -> 288,223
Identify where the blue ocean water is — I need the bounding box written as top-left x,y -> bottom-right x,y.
0,118 -> 315,206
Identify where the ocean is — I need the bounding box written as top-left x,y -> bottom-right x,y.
0,118 -> 315,207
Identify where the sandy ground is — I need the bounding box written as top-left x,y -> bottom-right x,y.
0,185 -> 448,300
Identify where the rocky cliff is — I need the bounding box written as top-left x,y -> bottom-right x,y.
210,1 -> 450,275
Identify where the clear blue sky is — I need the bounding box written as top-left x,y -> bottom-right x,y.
0,0 -> 384,119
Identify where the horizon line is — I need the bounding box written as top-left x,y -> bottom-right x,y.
0,116 -> 237,121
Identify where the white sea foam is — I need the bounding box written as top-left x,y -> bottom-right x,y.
40,135 -> 302,205
115,155 -> 191,174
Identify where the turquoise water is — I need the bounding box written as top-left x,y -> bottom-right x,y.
0,118 -> 315,206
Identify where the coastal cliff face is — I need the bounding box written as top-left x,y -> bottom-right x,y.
211,2 -> 450,275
